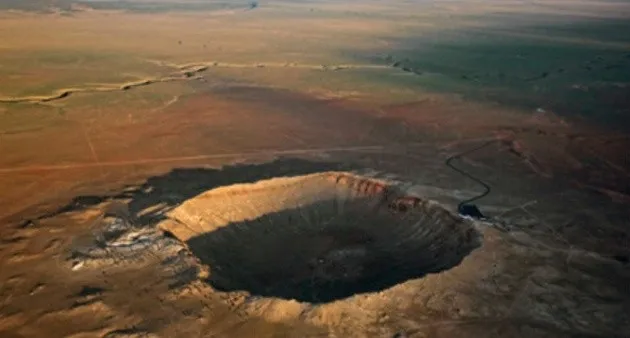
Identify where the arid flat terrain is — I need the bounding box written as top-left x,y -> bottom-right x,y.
1,1 -> 629,337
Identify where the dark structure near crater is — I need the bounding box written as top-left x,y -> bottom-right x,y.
162,172 -> 480,303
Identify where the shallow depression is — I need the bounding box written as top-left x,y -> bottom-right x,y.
163,172 -> 481,303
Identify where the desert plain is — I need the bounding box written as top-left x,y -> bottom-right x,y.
0,0 -> 630,337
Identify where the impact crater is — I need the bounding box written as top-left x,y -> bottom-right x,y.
161,172 -> 480,303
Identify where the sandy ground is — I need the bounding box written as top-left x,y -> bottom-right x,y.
1,1 -> 629,337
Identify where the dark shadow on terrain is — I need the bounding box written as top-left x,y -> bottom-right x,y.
365,17 -> 630,131
20,158 -> 354,227
186,198 -> 479,303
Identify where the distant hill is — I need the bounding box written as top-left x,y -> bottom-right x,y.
0,0 -> 254,13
